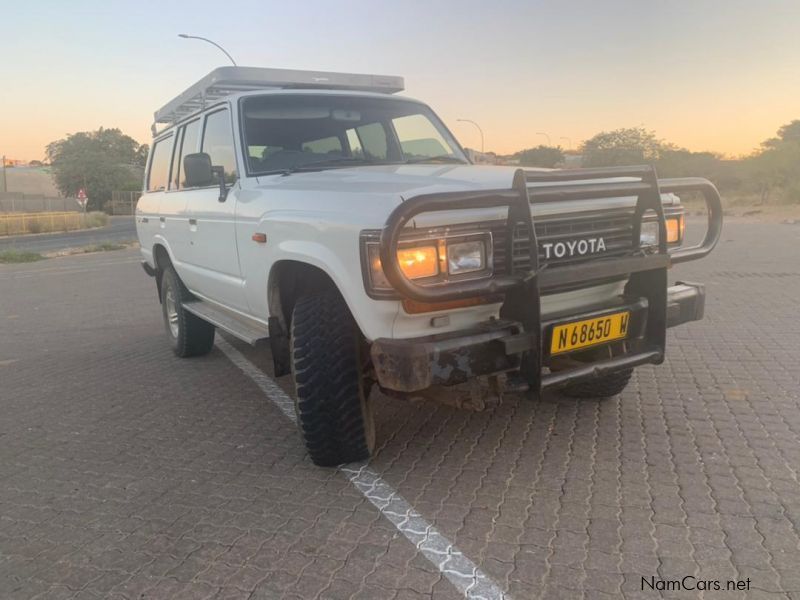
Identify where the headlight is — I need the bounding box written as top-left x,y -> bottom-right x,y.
397,245 -> 439,279
362,231 -> 492,294
640,209 -> 685,248
447,240 -> 486,275
640,221 -> 659,247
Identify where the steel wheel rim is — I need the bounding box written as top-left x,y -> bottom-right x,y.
165,288 -> 179,338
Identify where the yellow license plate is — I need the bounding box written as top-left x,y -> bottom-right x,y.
550,311 -> 630,355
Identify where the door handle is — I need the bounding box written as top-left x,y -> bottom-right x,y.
188,218 -> 197,226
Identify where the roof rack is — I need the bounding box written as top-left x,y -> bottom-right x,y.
152,66 -> 405,134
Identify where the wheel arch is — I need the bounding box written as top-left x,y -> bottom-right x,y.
151,242 -> 175,302
266,259 -> 342,376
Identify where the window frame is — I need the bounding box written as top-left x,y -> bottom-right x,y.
236,93 -> 469,178
167,118 -> 202,192
146,132 -> 175,193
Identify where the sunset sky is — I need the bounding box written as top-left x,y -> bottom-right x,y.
2,0 -> 798,161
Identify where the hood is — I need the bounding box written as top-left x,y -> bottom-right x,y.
254,164 -> 527,199
248,164 -> 674,230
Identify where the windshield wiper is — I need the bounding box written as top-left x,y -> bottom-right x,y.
282,157 -> 376,175
405,155 -> 467,164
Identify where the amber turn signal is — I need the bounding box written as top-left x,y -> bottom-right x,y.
666,214 -> 685,244
402,295 -> 502,314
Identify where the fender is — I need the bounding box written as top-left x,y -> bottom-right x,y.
266,239 -> 400,343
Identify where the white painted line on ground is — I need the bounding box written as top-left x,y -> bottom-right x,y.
215,337 -> 510,600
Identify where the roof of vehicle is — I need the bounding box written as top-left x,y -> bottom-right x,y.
153,66 -> 405,132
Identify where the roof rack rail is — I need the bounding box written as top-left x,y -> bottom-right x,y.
152,66 -> 405,135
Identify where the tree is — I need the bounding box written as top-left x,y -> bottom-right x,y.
516,145 -> 565,168
581,127 -> 666,167
46,128 -> 146,210
745,121 -> 800,203
761,120 -> 800,149
656,149 -> 722,178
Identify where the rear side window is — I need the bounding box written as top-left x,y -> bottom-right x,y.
147,135 -> 173,192
171,119 -> 201,189
202,109 -> 237,183
168,129 -> 184,190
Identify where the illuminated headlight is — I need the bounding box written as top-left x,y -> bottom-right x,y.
640,210 -> 685,249
447,240 -> 486,275
362,232 -> 492,294
640,221 -> 659,247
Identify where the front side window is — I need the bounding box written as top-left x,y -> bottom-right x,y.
241,94 -> 466,174
201,109 -> 237,183
147,134 -> 173,192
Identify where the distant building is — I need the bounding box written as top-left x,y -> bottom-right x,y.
464,148 -> 497,165
561,153 -> 584,168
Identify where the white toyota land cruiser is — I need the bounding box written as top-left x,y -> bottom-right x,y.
137,67 -> 722,466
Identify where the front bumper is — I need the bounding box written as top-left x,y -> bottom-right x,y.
371,282 -> 705,393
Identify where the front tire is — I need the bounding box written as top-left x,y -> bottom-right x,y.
160,266 -> 215,358
290,290 -> 375,467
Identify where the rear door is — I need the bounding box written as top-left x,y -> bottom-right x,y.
182,107 -> 247,311
136,132 -> 175,263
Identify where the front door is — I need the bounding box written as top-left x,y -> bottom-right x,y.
181,107 -> 247,312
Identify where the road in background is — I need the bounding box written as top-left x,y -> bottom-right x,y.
0,216 -> 136,253
1,220 -> 800,598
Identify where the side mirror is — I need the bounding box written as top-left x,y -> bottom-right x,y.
183,153 -> 214,187
184,153 -> 229,202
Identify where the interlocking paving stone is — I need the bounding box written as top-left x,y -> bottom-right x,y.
1,220 -> 799,598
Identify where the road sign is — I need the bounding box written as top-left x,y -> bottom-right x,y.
77,188 -> 88,209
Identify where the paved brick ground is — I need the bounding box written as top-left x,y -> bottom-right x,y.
1,219 -> 799,599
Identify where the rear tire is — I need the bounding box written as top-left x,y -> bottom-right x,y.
160,266 -> 215,358
290,290 -> 375,467
561,368 -> 633,399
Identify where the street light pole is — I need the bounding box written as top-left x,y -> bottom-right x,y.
1,156 -> 6,193
560,136 -> 572,149
456,119 -> 485,153
178,34 -> 237,66
536,132 -> 552,146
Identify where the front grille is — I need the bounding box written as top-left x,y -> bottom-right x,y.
492,209 -> 636,274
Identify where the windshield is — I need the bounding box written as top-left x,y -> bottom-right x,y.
241,94 -> 468,174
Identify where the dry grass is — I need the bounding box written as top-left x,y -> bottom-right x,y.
0,250 -> 45,264
0,211 -> 108,236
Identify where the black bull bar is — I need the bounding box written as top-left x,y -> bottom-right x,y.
377,165 -> 723,394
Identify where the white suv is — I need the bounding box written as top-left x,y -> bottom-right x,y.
137,67 -> 722,466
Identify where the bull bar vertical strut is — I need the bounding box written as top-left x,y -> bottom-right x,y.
378,165 -> 722,394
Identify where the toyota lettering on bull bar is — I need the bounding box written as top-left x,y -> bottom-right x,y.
541,237 -> 607,260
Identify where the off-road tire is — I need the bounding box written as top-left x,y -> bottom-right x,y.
160,266 -> 215,358
561,368 -> 633,399
290,290 -> 375,467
